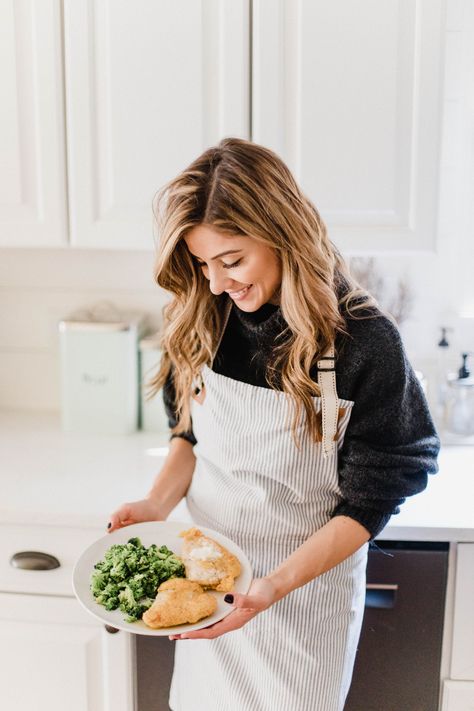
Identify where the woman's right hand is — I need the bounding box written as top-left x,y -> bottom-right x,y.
107,497 -> 164,533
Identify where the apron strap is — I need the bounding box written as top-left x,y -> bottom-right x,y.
317,345 -> 339,457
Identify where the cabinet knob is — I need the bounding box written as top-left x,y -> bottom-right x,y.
10,551 -> 61,571
104,624 -> 120,634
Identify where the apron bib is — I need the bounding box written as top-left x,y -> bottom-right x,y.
169,304 -> 368,711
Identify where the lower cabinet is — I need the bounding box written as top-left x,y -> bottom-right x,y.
0,592 -> 135,711
442,543 -> 474,711
451,544 -> 474,680
0,522 -> 135,711
441,681 -> 474,711
2,520 -> 473,711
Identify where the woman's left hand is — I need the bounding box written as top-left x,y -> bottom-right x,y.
168,577 -> 277,640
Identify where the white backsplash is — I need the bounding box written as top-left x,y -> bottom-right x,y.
0,246 -> 471,417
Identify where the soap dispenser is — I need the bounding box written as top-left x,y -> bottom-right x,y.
435,327 -> 452,425
444,352 -> 474,436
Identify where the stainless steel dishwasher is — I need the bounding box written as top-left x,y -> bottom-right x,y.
344,540 -> 449,711
135,540 -> 449,711
136,635 -> 175,711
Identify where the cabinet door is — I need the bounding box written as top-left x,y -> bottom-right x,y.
0,593 -> 135,711
63,0 -> 250,250
0,0 -> 68,247
252,0 -> 446,253
451,543 -> 474,680
441,681 -> 474,711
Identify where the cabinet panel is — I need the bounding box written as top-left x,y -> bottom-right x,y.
441,681 -> 474,711
0,523 -> 104,596
253,0 -> 446,253
451,543 -> 474,680
63,0 -> 250,250
0,593 -> 135,711
0,0 -> 67,246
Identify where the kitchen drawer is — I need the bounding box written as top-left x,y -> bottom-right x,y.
0,523 -> 104,596
441,680 -> 474,711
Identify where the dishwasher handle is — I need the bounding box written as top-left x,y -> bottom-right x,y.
365,583 -> 398,609
10,551 -> 61,571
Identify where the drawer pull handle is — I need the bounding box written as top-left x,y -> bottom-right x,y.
10,551 -> 61,571
365,583 -> 398,609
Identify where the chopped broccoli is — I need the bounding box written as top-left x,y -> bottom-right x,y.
90,537 -> 185,622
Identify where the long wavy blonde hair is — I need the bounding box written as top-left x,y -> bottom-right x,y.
147,137 -> 380,446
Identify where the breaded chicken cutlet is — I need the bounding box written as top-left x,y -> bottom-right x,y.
142,577 -> 217,629
179,527 -> 241,593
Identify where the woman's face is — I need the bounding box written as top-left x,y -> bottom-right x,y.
184,224 -> 282,310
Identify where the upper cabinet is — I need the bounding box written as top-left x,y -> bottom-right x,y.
0,0 -> 68,246
63,0 -> 250,249
1,0 -> 447,252
253,0 -> 447,253
1,0 -> 249,249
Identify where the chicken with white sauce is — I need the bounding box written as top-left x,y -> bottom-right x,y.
179,527 -> 241,593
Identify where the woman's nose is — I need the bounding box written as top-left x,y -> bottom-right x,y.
208,268 -> 232,295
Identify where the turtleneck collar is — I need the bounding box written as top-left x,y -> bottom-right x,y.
231,300 -> 283,334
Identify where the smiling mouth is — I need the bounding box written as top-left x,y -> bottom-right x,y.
227,285 -> 252,299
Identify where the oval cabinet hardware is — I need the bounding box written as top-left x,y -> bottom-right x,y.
10,551 -> 61,571
104,625 -> 120,634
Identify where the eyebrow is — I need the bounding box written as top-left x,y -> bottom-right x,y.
193,249 -> 243,262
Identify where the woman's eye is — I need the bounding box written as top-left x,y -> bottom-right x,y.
195,258 -> 242,270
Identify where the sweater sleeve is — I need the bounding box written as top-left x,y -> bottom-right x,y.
162,368 -> 197,446
331,315 -> 440,540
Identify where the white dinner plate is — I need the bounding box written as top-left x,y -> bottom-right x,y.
72,521 -> 253,636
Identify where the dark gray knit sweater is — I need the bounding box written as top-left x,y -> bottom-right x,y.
163,300 -> 440,540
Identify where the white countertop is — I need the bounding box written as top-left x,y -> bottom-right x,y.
1,410 -> 473,542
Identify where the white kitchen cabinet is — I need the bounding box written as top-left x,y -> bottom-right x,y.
1,593 -> 135,711
1,0 -> 249,250
63,0 -> 250,250
441,681 -> 474,711
2,1 -> 449,254
252,0 -> 447,254
0,523 -> 135,711
0,0 -> 68,247
451,543 -> 474,681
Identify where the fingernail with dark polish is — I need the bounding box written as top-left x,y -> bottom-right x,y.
224,594 -> 234,604
107,522 -> 111,529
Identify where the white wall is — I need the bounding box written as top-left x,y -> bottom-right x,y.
0,0 -> 473,415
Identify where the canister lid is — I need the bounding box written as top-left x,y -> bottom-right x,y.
58,300 -> 145,333
59,320 -> 133,332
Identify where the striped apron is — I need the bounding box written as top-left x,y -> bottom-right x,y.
169,309 -> 368,711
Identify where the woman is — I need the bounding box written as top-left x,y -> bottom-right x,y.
108,137 -> 439,711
